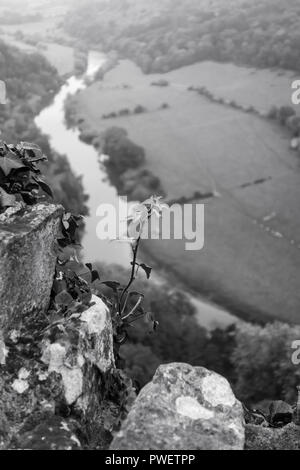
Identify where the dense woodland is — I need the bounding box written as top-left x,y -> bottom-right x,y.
65,0 -> 300,73
0,40 -> 87,215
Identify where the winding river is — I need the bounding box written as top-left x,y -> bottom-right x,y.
35,51 -> 130,266
35,50 -> 239,330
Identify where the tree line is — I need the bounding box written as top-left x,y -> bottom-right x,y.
65,0 -> 300,73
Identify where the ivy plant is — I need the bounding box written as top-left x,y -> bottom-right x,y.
0,140 -> 52,212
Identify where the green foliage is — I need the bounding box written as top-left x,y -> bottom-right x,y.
266,105 -> 300,141
47,197 -> 166,374
121,343 -> 161,389
0,141 -> 52,212
151,79 -> 169,87
231,322 -> 300,404
103,127 -> 145,174
102,127 -> 164,201
65,0 -> 300,73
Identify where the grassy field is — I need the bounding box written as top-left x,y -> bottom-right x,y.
69,59 -> 300,323
0,34 -> 75,76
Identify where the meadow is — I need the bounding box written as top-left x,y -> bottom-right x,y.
51,59 -> 300,323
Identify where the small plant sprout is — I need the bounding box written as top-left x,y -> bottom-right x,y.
104,196 -> 165,350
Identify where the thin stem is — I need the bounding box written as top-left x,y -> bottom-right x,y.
118,236 -> 140,314
121,291 -> 130,316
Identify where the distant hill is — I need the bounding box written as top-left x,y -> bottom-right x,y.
64,0 -> 300,73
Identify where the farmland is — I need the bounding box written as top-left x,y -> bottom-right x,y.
65,59 -> 300,323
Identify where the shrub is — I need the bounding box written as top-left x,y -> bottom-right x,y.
267,105 -> 279,120
103,127 -> 145,175
134,105 -> 147,114
151,79 -> 169,87
278,106 -> 296,126
118,108 -> 131,116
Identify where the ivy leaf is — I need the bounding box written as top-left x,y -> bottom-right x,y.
18,142 -> 46,160
79,269 -> 92,284
55,290 -> 74,307
0,154 -> 25,176
52,279 -> 67,295
33,177 -> 53,198
0,187 -> 16,208
91,270 -> 100,282
139,263 -> 152,279
101,281 -> 120,292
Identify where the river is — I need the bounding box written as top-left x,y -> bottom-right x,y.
35,50 -> 130,266
35,50 -> 239,330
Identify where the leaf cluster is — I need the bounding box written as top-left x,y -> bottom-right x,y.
0,141 -> 52,212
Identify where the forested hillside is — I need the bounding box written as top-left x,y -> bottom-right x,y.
65,0 -> 300,73
0,40 -> 87,214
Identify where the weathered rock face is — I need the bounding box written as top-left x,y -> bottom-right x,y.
0,203 -> 63,332
110,363 -> 245,450
40,295 -> 115,407
245,423 -> 300,450
0,295 -> 117,449
0,202 -> 135,449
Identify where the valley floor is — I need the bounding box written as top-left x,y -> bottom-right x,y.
57,59 -> 300,323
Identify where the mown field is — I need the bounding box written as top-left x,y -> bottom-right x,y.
69,60 -> 300,323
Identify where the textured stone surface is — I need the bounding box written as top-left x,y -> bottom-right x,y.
0,295 -> 116,449
15,417 -> 82,450
0,203 -> 63,331
41,295 -> 115,407
111,363 -> 245,450
245,423 -> 300,450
